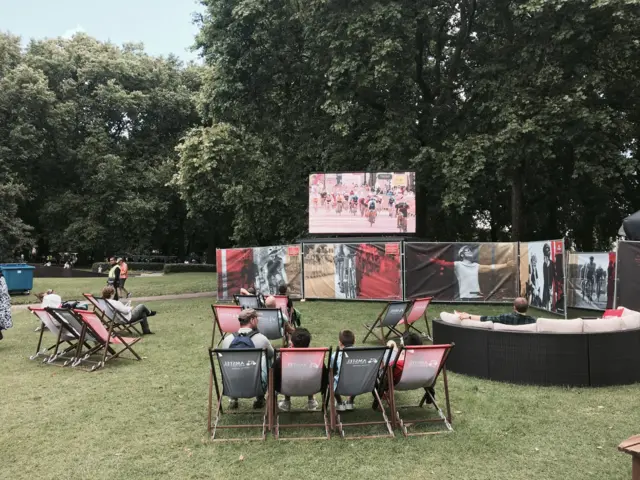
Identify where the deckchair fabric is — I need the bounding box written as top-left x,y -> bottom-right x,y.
234,295 -> 261,309
28,307 -> 78,364
273,295 -> 290,316
388,344 -> 454,437
362,301 -> 412,344
256,308 -> 285,341
83,293 -> 143,335
397,297 -> 433,340
208,348 -> 272,441
211,304 -> 241,347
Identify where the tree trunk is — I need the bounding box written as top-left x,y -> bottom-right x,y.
511,163 -> 524,241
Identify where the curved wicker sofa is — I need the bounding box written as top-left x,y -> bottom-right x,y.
432,312 -> 640,387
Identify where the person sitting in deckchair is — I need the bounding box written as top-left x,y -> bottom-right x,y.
331,330 -> 357,412
102,286 -> 155,335
265,295 -> 295,336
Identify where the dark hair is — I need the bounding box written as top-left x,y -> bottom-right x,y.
339,330 -> 355,347
402,332 -> 423,346
247,287 -> 256,295
278,284 -> 288,295
290,328 -> 311,348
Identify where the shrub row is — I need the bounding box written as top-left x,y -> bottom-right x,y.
91,262 -> 165,273
163,263 -> 216,274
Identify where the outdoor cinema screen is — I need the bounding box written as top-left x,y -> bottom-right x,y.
308,172 -> 416,234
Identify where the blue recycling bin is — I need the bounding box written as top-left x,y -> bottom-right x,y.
0,264 -> 35,294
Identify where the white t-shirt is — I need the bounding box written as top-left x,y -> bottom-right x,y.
41,294 -> 62,309
454,261 -> 481,299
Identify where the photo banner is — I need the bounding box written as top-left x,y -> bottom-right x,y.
567,252 -> 616,310
216,245 -> 302,300
404,242 -> 518,302
302,242 -> 402,300
519,240 -> 565,314
616,241 -> 640,310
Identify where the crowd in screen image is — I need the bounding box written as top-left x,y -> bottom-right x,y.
308,172 -> 416,234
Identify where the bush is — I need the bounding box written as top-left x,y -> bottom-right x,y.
91,262 -> 165,273
163,263 -> 217,274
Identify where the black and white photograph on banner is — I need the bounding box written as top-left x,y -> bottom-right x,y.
519,240 -> 565,314
567,253 -> 613,310
252,246 -> 288,295
333,244 -> 358,299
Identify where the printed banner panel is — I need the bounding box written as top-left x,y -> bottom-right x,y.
216,245 -> 302,300
616,241 -> 640,311
519,240 -> 565,314
405,242 -> 518,302
302,242 -> 402,300
567,252 -> 616,310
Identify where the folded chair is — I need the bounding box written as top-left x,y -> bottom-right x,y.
210,304 -> 242,348
362,301 -> 412,344
255,308 -> 287,346
28,307 -> 85,366
272,347 -> 332,440
83,293 -> 143,336
47,308 -> 142,372
387,344 -> 455,437
329,346 -> 395,439
208,348 -> 273,441
233,294 -> 262,309
396,297 -> 433,340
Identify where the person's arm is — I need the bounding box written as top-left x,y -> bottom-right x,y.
107,299 -> 131,315
240,288 -> 251,295
431,258 -> 455,268
478,260 -> 514,273
457,312 -> 484,321
114,266 -> 120,287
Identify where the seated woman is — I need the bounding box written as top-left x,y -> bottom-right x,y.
101,286 -> 155,334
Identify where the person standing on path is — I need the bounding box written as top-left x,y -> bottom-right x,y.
118,258 -> 131,299
0,271 -> 13,340
107,257 -> 121,301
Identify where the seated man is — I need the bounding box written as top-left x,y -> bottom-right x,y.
273,328 -> 322,411
457,297 -> 536,325
102,286 -> 155,334
37,289 -> 62,309
265,295 -> 295,336
220,308 -> 275,409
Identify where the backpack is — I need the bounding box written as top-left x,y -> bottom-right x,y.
229,330 -> 259,349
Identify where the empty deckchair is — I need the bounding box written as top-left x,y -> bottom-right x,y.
362,301 -> 412,344
234,294 -> 262,310
208,348 -> 272,441
255,308 -> 286,345
28,307 -> 83,366
211,304 -> 242,348
396,297 -> 433,340
387,344 -> 455,437
272,347 -> 331,440
83,293 -> 143,336
329,346 -> 394,439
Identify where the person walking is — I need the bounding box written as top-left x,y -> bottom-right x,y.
0,271 -> 13,340
107,257 -> 121,301
117,258 -> 131,299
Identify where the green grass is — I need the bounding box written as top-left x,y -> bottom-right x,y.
9,272 -> 216,304
0,298 -> 637,480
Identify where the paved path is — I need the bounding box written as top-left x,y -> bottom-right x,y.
11,291 -> 216,312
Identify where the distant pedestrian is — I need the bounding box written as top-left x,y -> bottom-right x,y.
0,271 -> 13,340
118,258 -> 131,299
107,257 -> 121,300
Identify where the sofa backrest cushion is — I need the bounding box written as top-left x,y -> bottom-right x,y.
440,312 -> 461,325
620,312 -> 640,331
493,322 -> 538,333
461,319 -> 493,330
583,317 -> 623,333
536,318 -> 584,333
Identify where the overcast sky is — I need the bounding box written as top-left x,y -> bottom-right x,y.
0,0 -> 204,62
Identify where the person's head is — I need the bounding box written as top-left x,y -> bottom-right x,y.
265,296 -> 276,308
109,257 -> 116,265
46,289 -> 54,295
401,332 -> 423,347
459,246 -> 473,261
543,243 -> 551,258
238,308 -> 259,330
514,297 -> 529,314
531,254 -> 537,267
247,287 -> 256,295
290,328 -> 311,348
102,285 -> 116,299
339,329 -> 355,348
117,258 -> 124,265
278,284 -> 288,295
590,256 -> 594,262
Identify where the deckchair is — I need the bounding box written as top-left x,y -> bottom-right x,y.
233,294 -> 262,309
210,304 -> 241,348
396,297 -> 433,340
273,295 -> 291,317
329,346 -> 395,439
387,344 -> 455,437
255,308 -> 286,345
362,301 -> 412,344
272,347 -> 332,440
47,308 -> 142,372
208,347 -> 273,441
28,307 -> 85,366
83,293 -> 143,336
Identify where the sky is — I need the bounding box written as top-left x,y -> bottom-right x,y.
0,0 -> 204,62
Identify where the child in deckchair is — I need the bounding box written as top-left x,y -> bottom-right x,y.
331,330 -> 357,412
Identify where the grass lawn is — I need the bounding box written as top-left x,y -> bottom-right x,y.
9,273 -> 217,305
1,298 -> 637,480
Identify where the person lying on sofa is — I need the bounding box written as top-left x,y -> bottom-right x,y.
456,297 -> 536,325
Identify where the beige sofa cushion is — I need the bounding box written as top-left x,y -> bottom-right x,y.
461,319 -> 493,330
583,317 -> 623,333
493,322 -> 538,333
622,307 -> 640,317
536,318 -> 584,333
620,312 -> 640,330
440,312 -> 461,325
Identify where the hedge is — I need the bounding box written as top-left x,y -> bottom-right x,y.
163,263 -> 217,274
91,262 -> 165,273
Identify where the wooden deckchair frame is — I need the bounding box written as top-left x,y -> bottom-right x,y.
83,293 -> 143,336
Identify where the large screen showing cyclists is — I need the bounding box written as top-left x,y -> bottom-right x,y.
308,172 -> 416,234
566,252 -> 615,311
302,242 -> 403,300
216,245 -> 303,300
